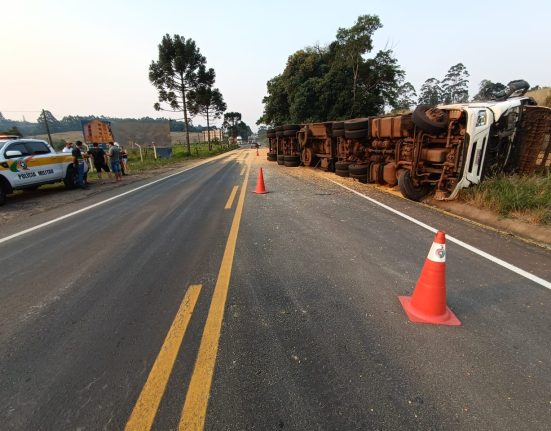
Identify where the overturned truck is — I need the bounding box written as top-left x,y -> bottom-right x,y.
267,81 -> 551,201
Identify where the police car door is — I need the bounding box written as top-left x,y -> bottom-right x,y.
3,141 -> 34,187
24,140 -> 61,182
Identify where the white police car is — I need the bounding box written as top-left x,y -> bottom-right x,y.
0,137 -> 87,205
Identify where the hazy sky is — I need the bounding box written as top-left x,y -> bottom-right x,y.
2,0 -> 550,130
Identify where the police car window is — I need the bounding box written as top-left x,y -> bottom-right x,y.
25,141 -> 50,155
6,142 -> 30,156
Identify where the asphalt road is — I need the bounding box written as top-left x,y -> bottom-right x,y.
0,148 -> 550,430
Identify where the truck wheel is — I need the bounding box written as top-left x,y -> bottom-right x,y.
277,155 -> 285,165
267,153 -> 277,162
335,169 -> 349,177
348,164 -> 368,175
398,171 -> 430,201
284,155 -> 300,163
283,130 -> 298,137
301,148 -> 317,166
412,105 -> 449,135
0,182 -> 7,206
344,118 -> 370,131
283,124 -> 301,131
64,165 -> 76,189
284,161 -> 300,167
344,128 -> 369,140
350,172 -> 368,183
332,129 -> 345,138
335,161 -> 350,171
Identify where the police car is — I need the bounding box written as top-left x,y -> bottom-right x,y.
0,137 -> 87,205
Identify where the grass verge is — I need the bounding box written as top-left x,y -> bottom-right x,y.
459,173 -> 551,224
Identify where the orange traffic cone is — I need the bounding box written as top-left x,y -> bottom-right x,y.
399,231 -> 461,326
253,167 -> 267,194
256,148 -> 259,156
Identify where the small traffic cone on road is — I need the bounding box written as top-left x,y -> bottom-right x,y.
399,231 -> 461,326
256,148 -> 259,156
253,167 -> 268,194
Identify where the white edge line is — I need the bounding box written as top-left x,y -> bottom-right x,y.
0,152 -> 234,245
327,179 -> 551,291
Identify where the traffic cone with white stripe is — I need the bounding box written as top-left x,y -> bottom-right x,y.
253,167 -> 267,194
399,231 -> 461,326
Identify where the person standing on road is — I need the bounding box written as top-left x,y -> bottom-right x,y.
107,141 -> 122,182
88,143 -> 112,183
72,141 -> 88,189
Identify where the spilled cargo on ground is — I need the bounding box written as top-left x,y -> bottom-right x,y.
266,82 -> 551,201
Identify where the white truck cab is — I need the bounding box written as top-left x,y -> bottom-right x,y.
439,98 -> 524,198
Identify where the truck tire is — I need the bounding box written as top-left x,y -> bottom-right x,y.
335,169 -> 349,177
344,118 -> 370,131
335,161 -> 350,171
283,130 -> 298,137
283,124 -> 301,131
284,155 -> 300,163
284,160 -> 300,167
350,172 -> 368,183
267,153 -> 277,162
301,148 -> 317,167
64,165 -> 76,189
277,155 -> 285,165
332,129 -> 345,138
412,105 -> 449,135
398,170 -> 430,201
348,164 -> 368,175
332,121 -> 344,130
345,128 -> 369,140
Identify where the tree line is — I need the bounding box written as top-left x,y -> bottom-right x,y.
257,14 -> 543,126
0,111 -> 209,137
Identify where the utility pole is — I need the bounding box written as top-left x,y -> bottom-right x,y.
42,109 -> 53,146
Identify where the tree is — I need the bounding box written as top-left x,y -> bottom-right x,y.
236,121 -> 252,140
394,81 -> 417,112
258,15 -> 404,125
472,79 -> 507,101
188,66 -> 227,150
149,34 -> 206,155
418,78 -> 443,105
335,15 -> 382,116
442,63 -> 470,103
223,112 -> 242,141
36,110 -> 61,133
257,126 -> 267,141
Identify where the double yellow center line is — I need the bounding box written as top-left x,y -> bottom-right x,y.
125,159 -> 251,430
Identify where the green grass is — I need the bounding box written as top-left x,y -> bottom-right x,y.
127,142 -> 237,172
459,173 -> 551,224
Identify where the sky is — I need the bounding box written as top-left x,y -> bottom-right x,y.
2,0 -> 550,131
